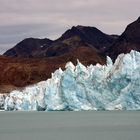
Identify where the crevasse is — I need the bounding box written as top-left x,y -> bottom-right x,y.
4,50 -> 140,111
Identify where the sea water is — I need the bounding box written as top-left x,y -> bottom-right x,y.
0,111 -> 140,140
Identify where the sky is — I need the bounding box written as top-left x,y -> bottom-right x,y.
0,0 -> 140,54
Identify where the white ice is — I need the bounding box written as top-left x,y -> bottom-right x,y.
4,50 -> 140,111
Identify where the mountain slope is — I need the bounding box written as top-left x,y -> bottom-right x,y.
3,26 -> 117,58
57,25 -> 117,50
4,38 -> 53,58
107,17 -> 140,61
0,46 -> 106,93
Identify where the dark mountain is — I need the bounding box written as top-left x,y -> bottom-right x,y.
4,26 -> 117,58
107,17 -> 140,61
3,25 -> 117,93
57,25 -> 117,50
4,38 -> 53,58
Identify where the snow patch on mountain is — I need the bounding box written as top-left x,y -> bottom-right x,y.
4,50 -> 140,111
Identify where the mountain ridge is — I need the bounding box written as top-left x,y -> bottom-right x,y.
1,17 -> 140,93
3,25 -> 117,58
107,17 -> 140,61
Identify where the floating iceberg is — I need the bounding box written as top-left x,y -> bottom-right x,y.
4,50 -> 140,111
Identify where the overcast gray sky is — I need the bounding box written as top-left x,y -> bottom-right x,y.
0,0 -> 140,54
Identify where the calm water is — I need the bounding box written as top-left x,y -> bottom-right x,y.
0,111 -> 140,140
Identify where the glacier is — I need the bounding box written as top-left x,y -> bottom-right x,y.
0,94 -> 6,110
3,50 -> 140,111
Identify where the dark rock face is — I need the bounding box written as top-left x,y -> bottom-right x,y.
4,38 -> 53,58
4,26 -> 117,58
107,17 -> 140,61
57,25 -> 117,50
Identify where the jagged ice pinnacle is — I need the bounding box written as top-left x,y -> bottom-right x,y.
4,50 -> 140,111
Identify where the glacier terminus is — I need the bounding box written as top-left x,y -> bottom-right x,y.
3,50 -> 140,111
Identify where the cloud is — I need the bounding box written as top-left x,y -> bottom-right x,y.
0,0 -> 140,54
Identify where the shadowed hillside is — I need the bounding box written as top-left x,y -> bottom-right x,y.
107,17 -> 140,61
1,17 -> 140,93
0,47 -> 106,93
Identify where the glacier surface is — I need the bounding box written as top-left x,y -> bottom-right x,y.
4,50 -> 140,111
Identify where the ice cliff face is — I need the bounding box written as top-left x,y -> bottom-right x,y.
0,94 -> 7,110
4,50 -> 140,111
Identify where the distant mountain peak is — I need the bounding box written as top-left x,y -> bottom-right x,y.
57,25 -> 117,50
74,25 -> 103,33
3,24 -> 118,58
4,37 -> 53,58
75,25 -> 85,29
137,16 -> 140,21
119,16 -> 140,43
74,25 -> 98,30
107,16 -> 140,61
